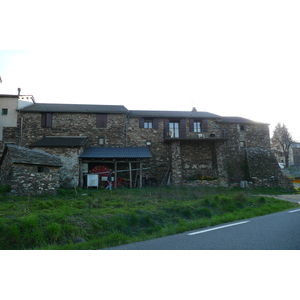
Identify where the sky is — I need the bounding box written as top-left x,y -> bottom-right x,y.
1,1 -> 300,140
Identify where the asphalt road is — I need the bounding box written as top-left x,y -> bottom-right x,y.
107,208 -> 300,250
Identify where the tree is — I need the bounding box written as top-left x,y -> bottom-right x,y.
271,123 -> 293,168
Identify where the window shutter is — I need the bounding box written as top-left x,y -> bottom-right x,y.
164,120 -> 170,138
180,119 -> 186,138
189,119 -> 194,132
153,118 -> 158,129
202,119 -> 208,132
41,113 -> 52,128
139,118 -> 144,128
96,114 -> 107,128
46,113 -> 52,127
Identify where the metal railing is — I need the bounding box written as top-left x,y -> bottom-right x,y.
163,129 -> 227,140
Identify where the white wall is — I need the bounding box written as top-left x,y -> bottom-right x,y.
0,96 -> 32,140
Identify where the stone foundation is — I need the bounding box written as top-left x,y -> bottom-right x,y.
183,179 -> 229,188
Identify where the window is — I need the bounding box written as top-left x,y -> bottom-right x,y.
240,125 -> 245,131
139,118 -> 158,129
194,121 -> 201,132
98,136 -> 105,146
189,119 -> 208,133
96,114 -> 107,128
41,113 -> 53,128
34,166 -> 49,173
144,120 -> 153,129
2,109 -> 8,115
169,122 -> 179,138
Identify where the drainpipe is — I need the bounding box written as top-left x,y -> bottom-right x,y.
20,112 -> 24,147
125,113 -> 129,147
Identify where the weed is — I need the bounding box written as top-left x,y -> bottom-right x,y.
0,186 -> 298,250
46,222 -> 62,242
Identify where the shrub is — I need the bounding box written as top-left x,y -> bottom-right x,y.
195,207 -> 212,218
258,196 -> 267,205
46,222 -> 62,242
234,192 -> 248,203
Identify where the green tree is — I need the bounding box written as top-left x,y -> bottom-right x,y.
271,123 -> 293,168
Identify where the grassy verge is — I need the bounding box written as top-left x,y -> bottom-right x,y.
0,186 -> 298,250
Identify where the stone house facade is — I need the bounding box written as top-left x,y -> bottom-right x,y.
0,100 -> 293,191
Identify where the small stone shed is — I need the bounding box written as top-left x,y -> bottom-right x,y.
0,144 -> 62,196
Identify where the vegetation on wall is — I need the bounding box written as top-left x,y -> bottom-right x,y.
185,173 -> 217,181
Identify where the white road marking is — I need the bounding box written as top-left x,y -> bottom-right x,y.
188,221 -> 250,236
288,209 -> 300,213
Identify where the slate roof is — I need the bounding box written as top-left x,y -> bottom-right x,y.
0,145 -> 62,167
79,147 -> 152,159
218,117 -> 269,125
128,110 -> 221,119
30,136 -> 88,148
19,103 -> 128,114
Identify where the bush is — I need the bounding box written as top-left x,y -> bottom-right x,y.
234,192 -> 248,203
195,207 -> 212,218
46,222 -> 62,242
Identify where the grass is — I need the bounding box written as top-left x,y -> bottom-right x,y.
0,185 -> 299,250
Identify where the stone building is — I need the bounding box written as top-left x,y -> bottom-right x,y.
0,144 -> 62,195
0,98 -> 293,192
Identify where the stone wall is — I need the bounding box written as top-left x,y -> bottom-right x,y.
9,164 -> 61,196
32,147 -> 83,188
0,127 -> 21,154
180,141 -> 214,178
219,123 -> 271,184
0,151 -> 61,196
127,117 -> 172,182
245,148 -> 294,189
18,112 -> 127,148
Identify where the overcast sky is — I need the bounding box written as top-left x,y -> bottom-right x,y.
1,1 -> 300,140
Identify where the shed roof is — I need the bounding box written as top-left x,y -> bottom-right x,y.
0,145 -> 62,167
19,103 -> 128,114
128,110 -> 221,119
79,147 -> 152,159
30,136 -> 88,148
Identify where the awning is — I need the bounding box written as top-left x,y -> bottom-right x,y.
30,136 -> 88,147
79,147 -> 152,159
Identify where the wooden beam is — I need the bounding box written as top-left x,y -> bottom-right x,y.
129,162 -> 132,189
114,161 -> 117,188
140,161 -> 143,188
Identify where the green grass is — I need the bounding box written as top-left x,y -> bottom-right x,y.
0,186 -> 298,250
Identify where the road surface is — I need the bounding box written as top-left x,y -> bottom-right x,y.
107,207 -> 300,250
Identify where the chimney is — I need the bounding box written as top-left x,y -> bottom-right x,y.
192,107 -> 197,112
18,88 -> 21,96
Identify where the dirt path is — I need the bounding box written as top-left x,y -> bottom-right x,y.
257,183 -> 300,204
264,194 -> 300,204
